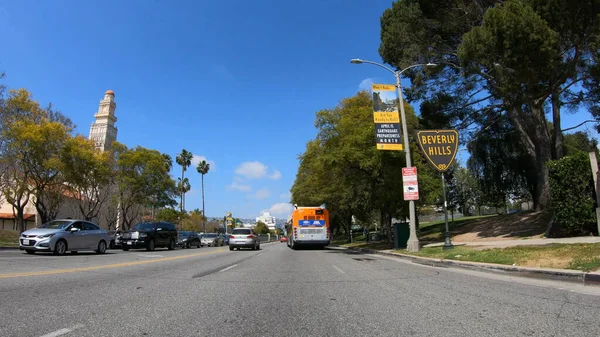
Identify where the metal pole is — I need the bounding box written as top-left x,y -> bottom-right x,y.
396,72 -> 420,252
441,172 -> 454,250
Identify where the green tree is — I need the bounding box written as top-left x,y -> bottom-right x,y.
378,0 -> 600,211
175,149 -> 193,215
61,135 -> 113,221
155,207 -> 181,224
196,160 -> 210,233
254,221 -> 270,234
114,143 -> 177,229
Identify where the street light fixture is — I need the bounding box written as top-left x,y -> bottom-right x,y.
350,58 -> 436,252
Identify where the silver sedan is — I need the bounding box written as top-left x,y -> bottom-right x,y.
19,219 -> 111,255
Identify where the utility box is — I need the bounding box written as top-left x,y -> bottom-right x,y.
394,222 -> 410,249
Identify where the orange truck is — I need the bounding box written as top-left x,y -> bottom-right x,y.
285,205 -> 330,250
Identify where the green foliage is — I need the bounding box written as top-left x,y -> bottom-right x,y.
254,221 -> 270,234
114,143 -> 177,229
547,153 -> 597,236
291,91 -> 441,240
155,208 -> 181,224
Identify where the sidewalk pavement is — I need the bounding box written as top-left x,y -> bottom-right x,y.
423,236 -> 600,249
329,242 -> 600,287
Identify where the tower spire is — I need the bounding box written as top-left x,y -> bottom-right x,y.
89,90 -> 118,152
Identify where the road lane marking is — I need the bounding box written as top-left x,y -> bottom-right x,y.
0,249 -> 226,279
332,265 -> 345,274
136,254 -> 164,258
219,264 -> 238,272
256,252 -> 263,257
39,324 -> 84,337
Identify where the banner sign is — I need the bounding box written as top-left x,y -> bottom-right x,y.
402,167 -> 419,200
298,220 -> 325,227
416,130 -> 459,172
372,84 -> 402,151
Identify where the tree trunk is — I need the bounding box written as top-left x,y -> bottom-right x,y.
551,90 -> 563,159
201,174 -> 206,234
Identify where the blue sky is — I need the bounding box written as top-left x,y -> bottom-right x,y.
0,0 -> 597,219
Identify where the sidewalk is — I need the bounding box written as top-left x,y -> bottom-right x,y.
330,241 -> 600,287
424,236 -> 600,249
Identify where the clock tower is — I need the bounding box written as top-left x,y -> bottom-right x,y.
89,90 -> 118,152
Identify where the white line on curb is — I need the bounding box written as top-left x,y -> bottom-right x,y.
332,265 -> 345,274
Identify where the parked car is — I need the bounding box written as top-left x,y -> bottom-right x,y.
121,222 -> 177,251
201,233 -> 224,247
19,219 -> 110,255
229,228 -> 260,251
106,230 -> 123,249
177,231 -> 201,248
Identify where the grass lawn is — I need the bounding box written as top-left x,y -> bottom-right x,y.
0,230 -> 20,246
418,214 -> 497,241
402,243 -> 600,272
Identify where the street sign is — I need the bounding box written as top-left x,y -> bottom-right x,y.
372,84 -> 403,151
402,167 -> 419,201
416,130 -> 459,172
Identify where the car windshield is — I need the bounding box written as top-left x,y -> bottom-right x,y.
204,233 -> 217,238
132,223 -> 155,231
179,231 -> 191,236
233,229 -> 251,235
40,220 -> 73,229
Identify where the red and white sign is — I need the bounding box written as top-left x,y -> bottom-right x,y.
402,167 -> 419,201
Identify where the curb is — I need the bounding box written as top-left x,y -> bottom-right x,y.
330,245 -> 600,287
0,246 -> 19,250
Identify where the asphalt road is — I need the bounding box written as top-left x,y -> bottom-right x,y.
1,243 -> 600,337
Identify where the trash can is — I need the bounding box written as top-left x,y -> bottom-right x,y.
369,233 -> 380,241
394,222 -> 410,249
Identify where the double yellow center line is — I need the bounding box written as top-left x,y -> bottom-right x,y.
0,249 -> 225,279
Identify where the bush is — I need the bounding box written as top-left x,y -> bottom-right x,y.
547,152 -> 597,236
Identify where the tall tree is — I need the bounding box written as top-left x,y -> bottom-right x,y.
114,142 -> 177,229
175,149 -> 193,215
61,135 -> 113,221
378,0 -> 600,210
196,160 -> 210,234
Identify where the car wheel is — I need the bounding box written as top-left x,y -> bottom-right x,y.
229,246 -> 234,251
197,241 -> 200,248
54,240 -> 67,255
25,250 -> 35,255
168,239 -> 175,250
252,243 -> 256,251
257,244 -> 260,250
146,239 -> 155,251
109,240 -> 116,249
96,240 -> 107,254
122,246 -> 130,251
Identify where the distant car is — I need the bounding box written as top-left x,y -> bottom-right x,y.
201,233 -> 224,247
106,230 -> 123,249
177,231 -> 201,248
19,219 -> 110,255
121,222 -> 177,251
280,236 -> 288,243
229,228 -> 260,251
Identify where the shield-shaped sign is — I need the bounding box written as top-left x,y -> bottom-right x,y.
416,130 -> 459,172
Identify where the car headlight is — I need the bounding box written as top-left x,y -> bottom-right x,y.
183,238 -> 187,241
37,233 -> 55,238
139,233 -> 147,238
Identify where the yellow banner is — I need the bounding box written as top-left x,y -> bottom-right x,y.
372,84 -> 395,91
374,112 -> 400,123
378,143 -> 403,151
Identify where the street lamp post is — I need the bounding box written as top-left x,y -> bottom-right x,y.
350,58 -> 436,252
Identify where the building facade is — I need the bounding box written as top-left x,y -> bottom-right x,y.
89,90 -> 118,152
256,211 -> 277,231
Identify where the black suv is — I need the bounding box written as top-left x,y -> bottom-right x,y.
121,222 -> 177,251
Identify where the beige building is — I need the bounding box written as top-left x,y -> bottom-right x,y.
0,90 -> 118,230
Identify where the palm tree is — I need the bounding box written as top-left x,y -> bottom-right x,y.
196,160 -> 210,233
175,149 -> 193,216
